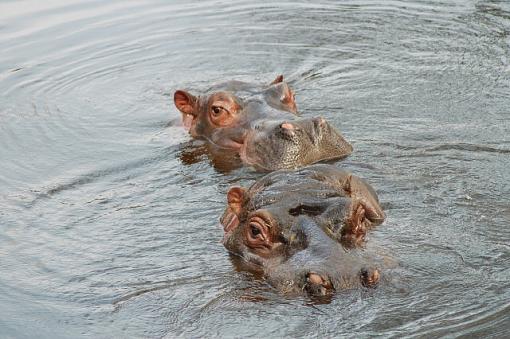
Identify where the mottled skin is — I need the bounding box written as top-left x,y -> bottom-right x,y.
220,164 -> 385,296
174,75 -> 352,171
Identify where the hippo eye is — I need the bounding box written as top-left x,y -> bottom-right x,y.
250,224 -> 261,237
247,222 -> 268,244
211,105 -> 225,116
246,215 -> 272,248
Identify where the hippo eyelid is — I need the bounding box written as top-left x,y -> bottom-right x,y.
211,105 -> 227,115
250,215 -> 272,228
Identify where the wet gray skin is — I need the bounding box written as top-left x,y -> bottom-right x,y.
220,164 -> 385,296
242,117 -> 353,171
173,76 -> 352,171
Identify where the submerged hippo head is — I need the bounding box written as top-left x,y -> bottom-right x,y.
220,164 -> 385,296
173,76 -> 352,171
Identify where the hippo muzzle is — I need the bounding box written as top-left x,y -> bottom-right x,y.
240,117 -> 353,171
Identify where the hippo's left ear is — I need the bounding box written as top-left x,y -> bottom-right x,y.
346,175 -> 385,225
342,200 -> 369,247
270,74 -> 284,85
227,187 -> 247,216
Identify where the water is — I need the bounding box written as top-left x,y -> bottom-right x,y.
1,0 -> 509,337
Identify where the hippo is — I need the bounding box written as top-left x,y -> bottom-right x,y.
220,164 -> 386,296
173,75 -> 353,171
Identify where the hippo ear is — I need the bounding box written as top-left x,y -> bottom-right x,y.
227,187 -> 246,216
174,90 -> 197,115
346,175 -> 385,225
342,200 -> 369,247
221,187 -> 247,234
270,74 -> 284,85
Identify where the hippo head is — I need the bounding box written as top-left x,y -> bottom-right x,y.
220,165 -> 385,296
173,75 -> 297,140
173,76 -> 352,171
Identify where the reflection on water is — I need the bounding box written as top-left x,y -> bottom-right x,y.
0,0 -> 509,337
178,141 -> 244,173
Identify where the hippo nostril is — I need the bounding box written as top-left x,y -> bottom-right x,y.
360,268 -> 380,288
307,273 -> 325,285
279,122 -> 296,138
305,272 -> 333,296
280,122 -> 295,130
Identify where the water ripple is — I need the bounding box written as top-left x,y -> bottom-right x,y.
1,0 -> 509,337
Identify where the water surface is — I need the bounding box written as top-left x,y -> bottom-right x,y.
1,0 -> 509,337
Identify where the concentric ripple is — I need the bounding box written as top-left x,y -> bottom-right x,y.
0,0 -> 509,337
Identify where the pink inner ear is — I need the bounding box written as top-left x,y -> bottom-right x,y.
174,90 -> 196,115
223,212 -> 239,233
353,204 -> 366,229
228,187 -> 242,200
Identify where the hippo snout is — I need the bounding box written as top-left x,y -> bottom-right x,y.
242,117 -> 353,171
360,267 -> 380,287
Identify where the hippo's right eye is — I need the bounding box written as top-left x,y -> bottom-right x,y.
246,220 -> 268,244
244,216 -> 274,253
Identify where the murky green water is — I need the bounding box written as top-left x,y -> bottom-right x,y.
1,0 -> 509,337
